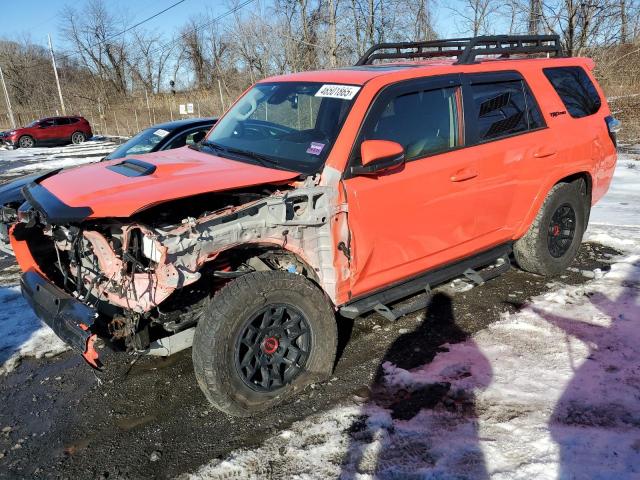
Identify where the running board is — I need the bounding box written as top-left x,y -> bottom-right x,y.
339,244 -> 512,320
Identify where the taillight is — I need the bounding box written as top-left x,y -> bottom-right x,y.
605,115 -> 621,147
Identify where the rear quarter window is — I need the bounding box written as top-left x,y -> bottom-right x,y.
468,80 -> 544,142
543,66 -> 601,118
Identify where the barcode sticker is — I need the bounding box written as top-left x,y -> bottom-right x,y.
315,84 -> 361,100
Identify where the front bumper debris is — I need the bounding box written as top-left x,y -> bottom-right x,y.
0,222 -> 13,255
20,270 -> 101,368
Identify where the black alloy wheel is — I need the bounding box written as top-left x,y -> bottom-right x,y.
547,203 -> 576,258
235,303 -> 311,392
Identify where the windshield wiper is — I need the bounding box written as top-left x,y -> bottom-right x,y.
199,141 -> 280,168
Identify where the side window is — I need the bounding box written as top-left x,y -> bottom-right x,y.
470,80 -> 543,141
69,118 -> 80,124
164,127 -> 210,150
543,66 -> 601,118
360,86 -> 460,161
55,118 -> 70,125
40,119 -> 55,128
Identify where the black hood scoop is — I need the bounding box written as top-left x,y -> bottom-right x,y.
106,159 -> 157,177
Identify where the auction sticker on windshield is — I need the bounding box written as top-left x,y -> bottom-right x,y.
154,129 -> 170,138
306,142 -> 325,155
315,84 -> 360,100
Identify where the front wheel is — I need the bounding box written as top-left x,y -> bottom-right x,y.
192,271 -> 337,416
71,131 -> 86,144
513,181 -> 587,276
18,135 -> 34,148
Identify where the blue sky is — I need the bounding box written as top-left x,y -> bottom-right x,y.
0,0 -> 497,50
0,0 -> 232,48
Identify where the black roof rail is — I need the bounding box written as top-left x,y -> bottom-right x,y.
355,34 -> 563,66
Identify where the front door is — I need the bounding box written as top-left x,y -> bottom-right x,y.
343,76 -> 484,298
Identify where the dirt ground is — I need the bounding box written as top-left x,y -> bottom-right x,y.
0,241 -> 619,479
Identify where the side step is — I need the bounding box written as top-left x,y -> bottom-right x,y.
339,244 -> 512,320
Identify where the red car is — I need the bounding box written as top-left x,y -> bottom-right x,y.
2,116 -> 92,148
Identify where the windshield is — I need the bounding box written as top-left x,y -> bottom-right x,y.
105,127 -> 172,160
204,82 -> 359,174
27,120 -> 39,127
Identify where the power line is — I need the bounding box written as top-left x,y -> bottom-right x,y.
142,0 -> 257,59
20,0 -> 188,70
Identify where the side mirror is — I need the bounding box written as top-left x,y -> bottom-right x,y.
350,140 -> 405,176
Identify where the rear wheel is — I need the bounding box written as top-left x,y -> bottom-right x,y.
71,131 -> 86,144
513,181 -> 587,276
192,271 -> 337,416
18,135 -> 34,148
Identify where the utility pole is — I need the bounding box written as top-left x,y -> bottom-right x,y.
0,66 -> 16,129
48,34 -> 66,115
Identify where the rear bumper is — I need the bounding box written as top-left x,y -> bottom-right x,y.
20,270 -> 101,367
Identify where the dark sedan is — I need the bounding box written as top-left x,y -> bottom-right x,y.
104,117 -> 216,160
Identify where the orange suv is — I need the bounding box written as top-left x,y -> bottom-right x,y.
9,35 -> 618,416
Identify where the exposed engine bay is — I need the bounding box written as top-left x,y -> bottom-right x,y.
15,175 -> 344,353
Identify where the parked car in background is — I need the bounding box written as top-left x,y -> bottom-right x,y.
0,117 -> 217,255
1,116 -> 93,148
104,118 -> 217,160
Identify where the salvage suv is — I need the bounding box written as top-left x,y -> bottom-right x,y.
7,36 -> 618,416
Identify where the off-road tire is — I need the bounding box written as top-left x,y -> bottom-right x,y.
513,181 -> 587,276
71,131 -> 86,144
192,271 -> 337,417
18,135 -> 34,148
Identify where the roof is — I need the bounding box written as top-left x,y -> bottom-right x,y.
261,56 -> 593,86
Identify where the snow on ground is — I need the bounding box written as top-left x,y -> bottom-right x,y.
0,138 -> 119,178
185,155 -> 640,479
0,286 -> 68,375
0,139 -> 119,373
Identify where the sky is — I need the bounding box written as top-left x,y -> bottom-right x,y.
0,0 -> 234,49
0,0 -> 475,52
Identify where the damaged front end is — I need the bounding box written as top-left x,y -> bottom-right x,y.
12,175 -> 343,367
0,171 -> 58,255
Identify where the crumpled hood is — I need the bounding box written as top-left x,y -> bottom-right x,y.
31,147 -> 299,220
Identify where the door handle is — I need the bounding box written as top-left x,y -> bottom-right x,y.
450,168 -> 478,182
533,149 -> 557,158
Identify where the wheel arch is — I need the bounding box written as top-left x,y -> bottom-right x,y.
199,241 -> 335,307
514,170 -> 593,240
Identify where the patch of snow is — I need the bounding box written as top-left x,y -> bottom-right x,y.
185,154 -> 640,479
0,286 -> 68,375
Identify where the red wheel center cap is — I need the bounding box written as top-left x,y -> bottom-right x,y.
552,224 -> 560,237
262,337 -> 279,355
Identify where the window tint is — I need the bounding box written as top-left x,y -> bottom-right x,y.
543,67 -> 601,118
40,119 -> 55,128
69,117 -> 80,124
55,118 -> 70,125
470,80 -> 543,141
360,87 -> 460,161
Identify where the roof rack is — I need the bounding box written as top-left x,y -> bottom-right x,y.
355,35 -> 563,66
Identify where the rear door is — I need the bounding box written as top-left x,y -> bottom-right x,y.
47,118 -> 70,142
459,71 -> 548,240
343,75 -> 485,298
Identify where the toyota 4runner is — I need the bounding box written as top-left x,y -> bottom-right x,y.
6,35 -> 619,416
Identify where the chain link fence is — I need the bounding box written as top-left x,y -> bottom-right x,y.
0,89 -> 235,137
